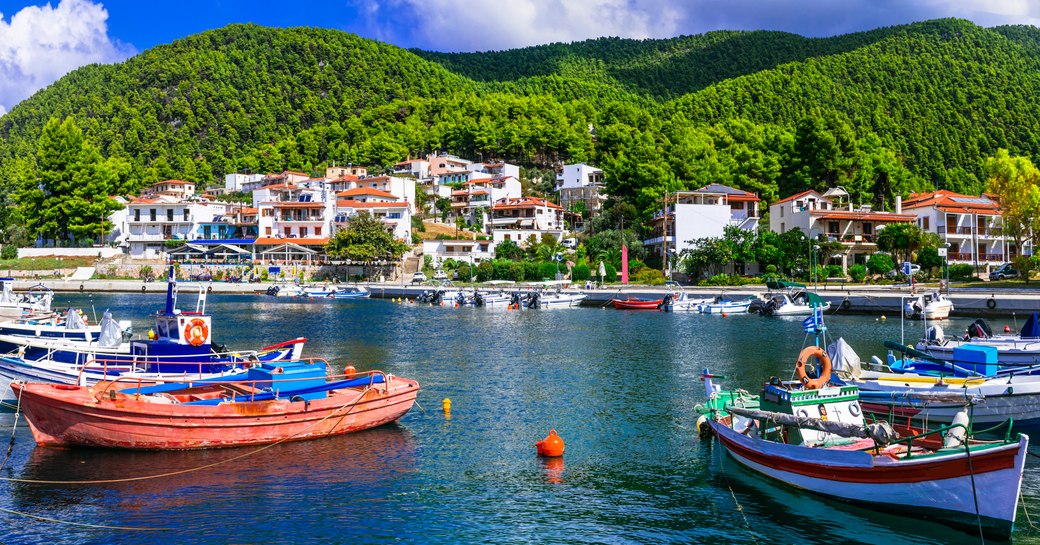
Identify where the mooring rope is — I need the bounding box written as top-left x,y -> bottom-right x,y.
0,506 -> 170,531
720,472 -> 759,545
963,401 -> 986,545
0,386 -> 23,472
0,386 -> 372,485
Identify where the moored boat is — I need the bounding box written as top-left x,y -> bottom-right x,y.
698,352 -> 1029,540
332,286 -> 371,299
916,314 -> 1040,366
611,297 -> 663,310
12,362 -> 420,450
904,290 -> 954,320
697,296 -> 756,314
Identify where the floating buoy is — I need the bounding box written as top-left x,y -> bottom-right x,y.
442,398 -> 451,413
147,329 -> 156,340
536,429 -> 565,457
1005,325 -> 1012,333
721,312 -> 728,318
343,365 -> 356,379
880,315 -> 887,321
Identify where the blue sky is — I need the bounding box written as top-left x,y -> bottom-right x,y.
1,0 -> 1039,114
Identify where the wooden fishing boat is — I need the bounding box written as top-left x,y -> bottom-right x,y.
611,297 -> 663,310
11,362 -> 419,450
697,347 -> 1029,540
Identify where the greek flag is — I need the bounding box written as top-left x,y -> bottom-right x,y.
802,307 -> 823,333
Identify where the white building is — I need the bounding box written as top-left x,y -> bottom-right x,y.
422,239 -> 496,267
556,163 -> 607,223
123,196 -> 218,259
644,184 -> 761,266
769,188 -> 917,269
143,179 -> 197,200
224,173 -> 264,193
489,197 -> 565,245
902,190 -> 1029,269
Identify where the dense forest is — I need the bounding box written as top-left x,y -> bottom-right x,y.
3,18 -> 1040,243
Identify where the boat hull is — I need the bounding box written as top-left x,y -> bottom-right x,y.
711,420 -> 1027,539
611,299 -> 662,310
12,376 -> 420,450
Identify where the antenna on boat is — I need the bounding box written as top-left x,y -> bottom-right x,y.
164,262 -> 176,315
89,293 -> 97,324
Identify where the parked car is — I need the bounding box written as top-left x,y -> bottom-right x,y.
885,264 -> 921,278
561,237 -> 578,249
433,270 -> 448,281
411,272 -> 427,283
989,263 -> 1019,280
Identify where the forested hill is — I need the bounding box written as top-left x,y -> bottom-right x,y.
3,18 -> 1040,221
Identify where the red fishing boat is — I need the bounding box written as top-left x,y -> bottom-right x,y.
611,297 -> 663,310
11,362 -> 419,450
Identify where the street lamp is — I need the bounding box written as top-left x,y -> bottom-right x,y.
812,245 -> 820,291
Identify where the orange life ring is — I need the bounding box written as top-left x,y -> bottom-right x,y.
183,318 -> 209,347
795,346 -> 832,389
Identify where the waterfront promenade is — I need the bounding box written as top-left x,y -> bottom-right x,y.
23,278 -> 1040,317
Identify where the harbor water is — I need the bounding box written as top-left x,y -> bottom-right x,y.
2,292 -> 1040,544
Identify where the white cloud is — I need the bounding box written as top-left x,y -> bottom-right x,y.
356,0 -> 1040,52
0,0 -> 134,115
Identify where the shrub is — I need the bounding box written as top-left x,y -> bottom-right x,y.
539,262 -> 559,281
139,265 -> 154,280
457,263 -> 471,281
0,245 -> 16,260
628,259 -> 646,272
522,261 -> 540,281
632,267 -> 665,285
411,232 -> 422,244
704,273 -> 732,286
475,261 -> 494,282
949,263 -> 976,280
825,264 -> 844,278
848,264 -> 867,283
260,268 -> 269,282
571,262 -> 590,281
604,264 -> 617,283
765,264 -> 778,274
866,253 -> 895,275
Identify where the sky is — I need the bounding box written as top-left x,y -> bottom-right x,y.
1,0 -> 1039,115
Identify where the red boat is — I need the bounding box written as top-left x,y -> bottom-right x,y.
11,362 -> 419,450
611,298 -> 664,310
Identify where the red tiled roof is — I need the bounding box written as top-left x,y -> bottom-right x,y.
492,197 -> 562,210
284,171 -> 309,176
773,190 -> 823,206
902,190 -> 1001,215
336,188 -> 397,199
261,183 -> 298,190
255,237 -> 329,245
336,200 -> 408,209
153,179 -> 193,186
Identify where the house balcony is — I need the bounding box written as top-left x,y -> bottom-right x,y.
828,233 -> 876,244
949,252 -> 1008,263
938,226 -> 1002,237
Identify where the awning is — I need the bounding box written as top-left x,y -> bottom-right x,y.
259,242 -> 318,256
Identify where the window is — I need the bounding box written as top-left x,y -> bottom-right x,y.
265,227 -> 272,236
779,207 -> 784,218
862,223 -> 873,236
150,209 -> 156,222
922,217 -> 929,230
314,227 -> 321,236
827,221 -> 839,234
284,227 -> 291,237
300,227 -> 308,238
167,209 -> 174,222
183,209 -> 189,222
134,209 -> 140,222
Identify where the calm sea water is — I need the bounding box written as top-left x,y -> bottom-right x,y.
2,292 -> 1040,544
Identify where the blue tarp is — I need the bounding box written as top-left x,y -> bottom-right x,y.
1022,312 -> 1040,338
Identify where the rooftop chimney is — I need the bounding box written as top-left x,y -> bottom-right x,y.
895,196 -> 902,214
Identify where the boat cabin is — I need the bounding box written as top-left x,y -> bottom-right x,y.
759,381 -> 864,446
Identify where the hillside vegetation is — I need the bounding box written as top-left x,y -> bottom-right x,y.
2,18 -> 1040,240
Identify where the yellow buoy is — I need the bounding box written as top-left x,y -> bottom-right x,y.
696,415 -> 712,438
880,315 -> 887,321
147,329 -> 156,340
442,398 -> 452,413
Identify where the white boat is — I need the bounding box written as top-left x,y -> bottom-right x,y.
830,336 -> 1040,433
758,280 -> 830,316
0,307 -> 132,354
0,280 -> 52,318
904,290 -> 954,320
332,286 -> 371,299
530,291 -> 586,308
302,285 -> 336,298
697,296 -> 755,314
661,281 -> 711,312
266,282 -> 305,297
916,315 -> 1040,366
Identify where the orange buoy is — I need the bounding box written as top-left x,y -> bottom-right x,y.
343,365 -> 356,379
721,312 -> 728,318
536,429 -> 565,457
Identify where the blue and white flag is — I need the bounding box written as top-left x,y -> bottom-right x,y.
802,313 -> 818,333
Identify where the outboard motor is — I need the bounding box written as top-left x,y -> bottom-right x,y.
760,298 -> 778,316
660,294 -> 674,311
473,292 -> 485,307
455,292 -> 467,306
925,324 -> 945,344
527,292 -> 541,309
967,318 -> 992,339
431,290 -> 445,306
747,299 -> 765,314
510,292 -> 521,307
266,286 -> 279,296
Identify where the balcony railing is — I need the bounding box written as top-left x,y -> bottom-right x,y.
949,252 -> 1008,262
938,226 -> 1002,237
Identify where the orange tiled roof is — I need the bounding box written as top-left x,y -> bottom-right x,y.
902,190 -> 1002,214
336,200 -> 408,209
773,190 -> 824,206
336,188 -> 397,199
492,197 -> 562,210
809,210 -> 917,222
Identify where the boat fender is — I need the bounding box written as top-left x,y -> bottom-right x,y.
841,299 -> 851,310
987,298 -> 996,309
848,401 -> 861,417
141,284 -> 147,293
207,285 -> 213,293
794,346 -> 832,389
79,283 -> 84,292
943,411 -> 970,448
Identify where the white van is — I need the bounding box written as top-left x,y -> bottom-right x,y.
561,238 -> 577,249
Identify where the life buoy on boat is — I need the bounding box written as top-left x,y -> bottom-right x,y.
183,318 -> 209,347
987,298 -> 997,309
840,299 -> 851,310
795,346 -> 832,390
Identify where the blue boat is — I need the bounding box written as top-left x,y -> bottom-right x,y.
0,266 -> 306,376
332,286 -> 371,299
